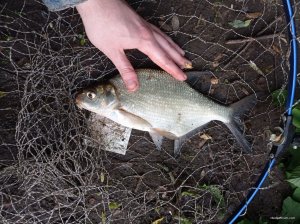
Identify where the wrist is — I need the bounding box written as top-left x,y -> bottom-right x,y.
76,0 -> 102,19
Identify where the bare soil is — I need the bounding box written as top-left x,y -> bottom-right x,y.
0,0 -> 299,223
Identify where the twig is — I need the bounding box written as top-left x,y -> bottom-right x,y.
223,14 -> 284,69
225,33 -> 282,45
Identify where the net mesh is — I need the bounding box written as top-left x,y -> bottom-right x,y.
0,0 -> 299,223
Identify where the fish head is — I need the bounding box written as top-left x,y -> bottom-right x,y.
75,83 -> 119,114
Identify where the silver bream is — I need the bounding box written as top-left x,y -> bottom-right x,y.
76,69 -> 256,155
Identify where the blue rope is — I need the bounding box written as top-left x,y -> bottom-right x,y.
228,159 -> 276,224
227,0 -> 298,223
285,0 -> 298,115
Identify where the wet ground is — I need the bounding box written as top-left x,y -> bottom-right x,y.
0,0 -> 299,223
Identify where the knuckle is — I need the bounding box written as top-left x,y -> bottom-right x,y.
161,58 -> 173,68
119,67 -> 135,78
138,24 -> 153,42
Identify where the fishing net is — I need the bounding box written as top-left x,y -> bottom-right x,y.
0,0 -> 299,223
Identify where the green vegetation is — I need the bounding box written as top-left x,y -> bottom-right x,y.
278,147 -> 300,223
198,184 -> 225,208
274,88 -> 300,223
228,19 -> 252,28
237,147 -> 300,222
271,89 -> 287,107
0,91 -> 7,98
172,216 -> 193,224
108,201 -> 121,210
237,217 -> 268,224
180,184 -> 225,220
237,89 -> 300,223
78,34 -> 86,46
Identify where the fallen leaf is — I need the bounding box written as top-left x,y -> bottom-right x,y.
270,133 -> 283,143
246,12 -> 262,19
229,19 -> 252,28
249,60 -> 265,76
200,133 -> 212,140
184,61 -> 193,69
200,169 -> 206,178
152,217 -> 164,224
198,134 -> 212,148
210,77 -> 219,85
272,44 -> 281,55
100,172 -> 105,183
171,15 -> 180,31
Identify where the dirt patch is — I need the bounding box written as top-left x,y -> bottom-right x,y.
0,0 -> 299,223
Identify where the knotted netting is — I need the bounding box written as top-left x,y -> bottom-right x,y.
0,0 -> 299,223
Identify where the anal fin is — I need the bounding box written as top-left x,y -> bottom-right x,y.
149,132 -> 164,150
174,125 -> 206,157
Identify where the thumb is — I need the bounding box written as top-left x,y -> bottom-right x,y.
109,51 -> 139,92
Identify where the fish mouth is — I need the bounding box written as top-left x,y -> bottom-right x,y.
75,94 -> 83,110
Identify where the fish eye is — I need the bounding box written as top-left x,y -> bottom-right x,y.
87,91 -> 96,100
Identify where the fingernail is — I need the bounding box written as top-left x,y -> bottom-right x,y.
184,61 -> 193,69
181,74 -> 187,80
126,80 -> 138,92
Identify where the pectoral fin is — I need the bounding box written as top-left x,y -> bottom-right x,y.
111,109 -> 152,131
149,132 -> 164,150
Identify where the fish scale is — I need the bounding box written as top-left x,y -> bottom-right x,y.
76,69 -> 257,154
110,69 -> 230,137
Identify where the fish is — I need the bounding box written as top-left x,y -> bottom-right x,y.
76,69 -> 257,156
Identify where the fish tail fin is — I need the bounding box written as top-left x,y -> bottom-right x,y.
230,94 -> 257,121
225,122 -> 252,153
225,94 -> 257,153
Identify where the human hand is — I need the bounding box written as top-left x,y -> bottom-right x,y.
76,0 -> 192,92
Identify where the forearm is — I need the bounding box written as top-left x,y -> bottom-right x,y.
42,0 -> 87,11
44,0 -> 190,92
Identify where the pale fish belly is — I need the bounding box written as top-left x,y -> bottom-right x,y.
120,97 -> 230,137
110,70 -> 231,137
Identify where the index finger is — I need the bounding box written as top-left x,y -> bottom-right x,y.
139,40 -> 187,81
